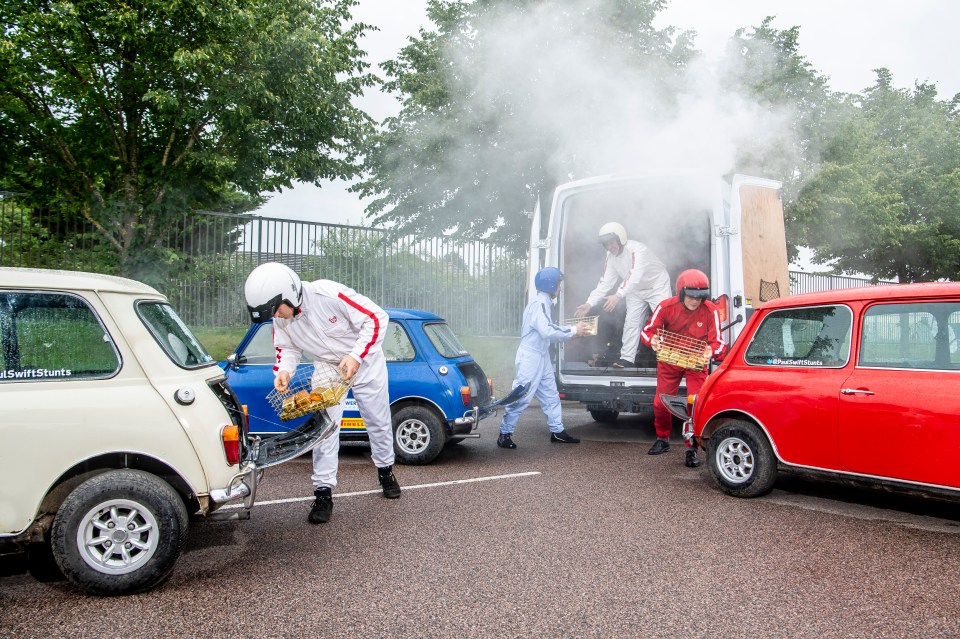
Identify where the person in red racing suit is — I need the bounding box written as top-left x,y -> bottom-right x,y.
640,269 -> 724,467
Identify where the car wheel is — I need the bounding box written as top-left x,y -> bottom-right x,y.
589,409 -> 619,424
50,469 -> 189,596
707,421 -> 777,498
392,405 -> 446,465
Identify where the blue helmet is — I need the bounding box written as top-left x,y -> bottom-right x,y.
534,267 -> 564,294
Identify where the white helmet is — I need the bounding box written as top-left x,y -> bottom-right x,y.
598,222 -> 627,247
244,262 -> 303,323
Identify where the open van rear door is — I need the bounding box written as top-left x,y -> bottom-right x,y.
728,175 -> 789,323
527,196 -> 544,303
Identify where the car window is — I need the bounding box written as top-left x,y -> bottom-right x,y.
137,301 -> 214,368
859,301 -> 960,370
382,321 -> 416,362
0,291 -> 120,381
240,322 -> 316,364
423,322 -> 468,358
744,305 -> 852,367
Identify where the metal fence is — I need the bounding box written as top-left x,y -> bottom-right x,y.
0,195 -> 527,335
1,192 -> 903,335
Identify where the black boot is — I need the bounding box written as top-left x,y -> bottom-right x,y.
497,433 -> 517,449
685,449 -> 702,468
550,430 -> 580,443
647,438 -> 670,455
309,487 -> 333,524
378,465 -> 402,499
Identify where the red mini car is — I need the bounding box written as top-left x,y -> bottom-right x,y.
681,282 -> 960,500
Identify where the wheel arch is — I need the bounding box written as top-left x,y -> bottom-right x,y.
36,453 -> 199,536
700,411 -> 783,462
390,396 -> 448,425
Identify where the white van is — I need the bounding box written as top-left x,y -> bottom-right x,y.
528,172 -> 789,422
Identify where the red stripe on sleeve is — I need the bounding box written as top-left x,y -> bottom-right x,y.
338,292 -> 380,359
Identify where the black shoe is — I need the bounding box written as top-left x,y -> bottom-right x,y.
685,449 -> 702,468
550,430 -> 580,444
497,433 -> 517,449
611,358 -> 634,369
308,487 -> 333,524
647,438 -> 670,455
378,466 -> 402,499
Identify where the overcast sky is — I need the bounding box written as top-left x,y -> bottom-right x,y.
258,0 -> 959,223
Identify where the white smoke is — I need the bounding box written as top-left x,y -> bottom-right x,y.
446,0 -> 796,185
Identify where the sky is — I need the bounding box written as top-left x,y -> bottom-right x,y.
257,0 -> 960,226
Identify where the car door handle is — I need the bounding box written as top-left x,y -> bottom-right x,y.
841,388 -> 875,395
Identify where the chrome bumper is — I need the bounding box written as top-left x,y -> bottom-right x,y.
209,461 -> 259,510
451,406 -> 482,437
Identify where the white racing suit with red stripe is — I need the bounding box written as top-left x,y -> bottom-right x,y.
584,239 -> 672,363
272,280 -> 393,489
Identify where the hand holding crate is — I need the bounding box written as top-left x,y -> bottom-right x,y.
654,329 -> 711,370
561,315 -> 598,336
267,361 -> 353,421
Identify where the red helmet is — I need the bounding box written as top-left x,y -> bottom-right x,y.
676,269 -> 710,302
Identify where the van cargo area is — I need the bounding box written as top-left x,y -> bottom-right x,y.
530,172 -> 788,420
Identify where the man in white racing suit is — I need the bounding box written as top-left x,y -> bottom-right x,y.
244,262 -> 401,525
574,222 -> 672,368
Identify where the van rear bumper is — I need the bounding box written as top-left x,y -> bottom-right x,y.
559,382 -> 687,413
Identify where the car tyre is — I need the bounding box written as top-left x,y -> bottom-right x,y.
589,409 -> 619,424
51,469 -> 189,596
392,405 -> 446,465
707,421 -> 777,498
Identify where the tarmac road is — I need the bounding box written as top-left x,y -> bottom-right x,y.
2,404 -> 959,638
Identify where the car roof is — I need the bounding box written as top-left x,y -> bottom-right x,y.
758,282 -> 960,310
0,267 -> 162,296
384,307 -> 444,321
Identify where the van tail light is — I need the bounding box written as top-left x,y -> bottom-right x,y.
460,386 -> 471,407
715,294 -> 729,325
222,425 -> 241,465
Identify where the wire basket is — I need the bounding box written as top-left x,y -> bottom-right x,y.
266,362 -> 353,421
561,315 -> 599,336
655,329 -> 710,370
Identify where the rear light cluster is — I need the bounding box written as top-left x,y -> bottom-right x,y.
460,378 -> 495,407
221,425 -> 240,465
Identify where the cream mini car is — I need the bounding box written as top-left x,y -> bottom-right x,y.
0,268 -> 331,596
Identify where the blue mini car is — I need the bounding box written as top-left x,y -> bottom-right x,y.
220,308 -> 498,464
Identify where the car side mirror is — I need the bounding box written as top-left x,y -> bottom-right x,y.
226,353 -> 243,370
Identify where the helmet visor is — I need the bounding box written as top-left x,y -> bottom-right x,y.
598,232 -> 620,245
247,293 -> 283,323
684,287 -> 711,300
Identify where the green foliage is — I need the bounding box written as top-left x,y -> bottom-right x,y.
353,0 -> 694,251
0,0 -> 375,275
791,71 -> 960,282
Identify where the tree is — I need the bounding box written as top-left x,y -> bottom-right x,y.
0,0 -> 375,278
790,70 -> 960,282
353,0 -> 696,250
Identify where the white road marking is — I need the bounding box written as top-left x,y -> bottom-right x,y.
224,471 -> 542,509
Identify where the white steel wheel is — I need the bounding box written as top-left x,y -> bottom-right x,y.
392,405 -> 446,465
714,436 -> 755,485
76,498 -> 160,575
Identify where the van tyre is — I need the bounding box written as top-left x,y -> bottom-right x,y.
393,405 -> 446,465
51,469 -> 189,596
589,410 -> 619,424
707,421 -> 777,498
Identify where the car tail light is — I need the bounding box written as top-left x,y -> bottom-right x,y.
715,294 -> 729,324
460,385 -> 471,407
222,425 -> 240,465
487,378 -> 494,395
242,404 -> 249,429
687,394 -> 697,418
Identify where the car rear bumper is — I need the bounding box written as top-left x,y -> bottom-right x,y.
450,406 -> 482,437
209,461 -> 259,510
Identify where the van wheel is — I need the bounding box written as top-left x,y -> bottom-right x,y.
589,410 -> 619,424
393,405 -> 446,465
707,421 -> 777,498
51,470 -> 189,596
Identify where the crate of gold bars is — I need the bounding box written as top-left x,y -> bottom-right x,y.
655,329 -> 710,370
561,315 -> 598,336
266,361 -> 353,421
